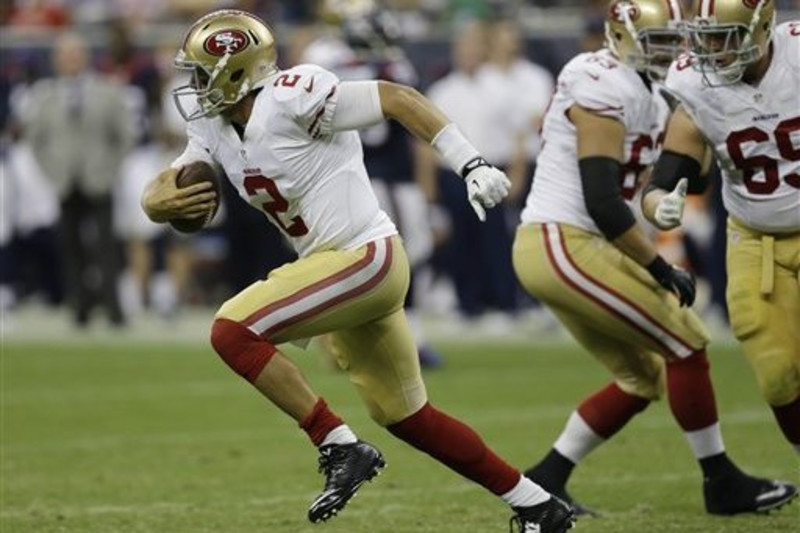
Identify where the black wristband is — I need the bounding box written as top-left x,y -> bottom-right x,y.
650,150 -> 703,193
646,255 -> 672,282
461,156 -> 490,178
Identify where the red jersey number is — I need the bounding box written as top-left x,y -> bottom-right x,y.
726,117 -> 800,194
274,74 -> 301,88
621,134 -> 654,200
243,174 -> 309,237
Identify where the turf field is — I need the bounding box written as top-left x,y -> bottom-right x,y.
2,333 -> 798,532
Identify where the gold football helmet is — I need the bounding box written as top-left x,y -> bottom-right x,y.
605,0 -> 685,81
686,0 -> 775,86
173,10 -> 278,121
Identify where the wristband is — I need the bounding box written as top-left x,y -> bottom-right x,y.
431,123 -> 480,177
649,150 -> 702,193
646,255 -> 672,281
461,156 -> 490,178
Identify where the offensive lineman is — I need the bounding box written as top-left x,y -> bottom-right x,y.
513,0 -> 797,516
141,10 -> 575,532
642,0 -> 800,453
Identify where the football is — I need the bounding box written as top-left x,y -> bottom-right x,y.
169,161 -> 220,234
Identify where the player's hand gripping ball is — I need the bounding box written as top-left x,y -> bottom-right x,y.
169,162 -> 220,233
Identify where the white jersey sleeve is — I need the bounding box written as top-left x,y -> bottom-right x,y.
171,119 -> 217,169
272,64 -> 340,139
565,53 -> 627,123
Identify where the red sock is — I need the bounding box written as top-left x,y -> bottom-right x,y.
387,403 -> 519,495
667,350 -> 719,431
772,396 -> 800,445
300,398 -> 344,446
577,382 -> 650,438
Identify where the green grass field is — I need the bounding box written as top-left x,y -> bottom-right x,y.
2,336 -> 798,532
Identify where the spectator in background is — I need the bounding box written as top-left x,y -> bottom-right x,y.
481,19 -> 553,206
0,60 -> 62,312
22,32 -> 134,327
480,19 -> 555,326
420,19 -> 519,326
0,128 -> 62,310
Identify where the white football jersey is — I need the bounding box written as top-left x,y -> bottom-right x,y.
520,49 -> 667,234
665,22 -> 800,233
172,64 -> 397,257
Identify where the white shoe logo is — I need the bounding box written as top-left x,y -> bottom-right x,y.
524,524 -> 541,533
756,484 -> 787,502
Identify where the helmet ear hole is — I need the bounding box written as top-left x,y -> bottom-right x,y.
230,69 -> 244,83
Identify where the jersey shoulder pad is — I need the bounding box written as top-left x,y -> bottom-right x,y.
563,51 -> 628,120
269,64 -> 340,138
774,21 -> 800,68
271,64 -> 339,113
664,53 -> 703,101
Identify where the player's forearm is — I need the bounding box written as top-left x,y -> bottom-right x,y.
610,224 -> 659,268
507,136 -> 529,202
378,81 -> 451,144
414,140 -> 439,202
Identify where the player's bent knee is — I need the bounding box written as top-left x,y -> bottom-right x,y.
753,358 -> 800,407
210,318 -> 277,383
615,356 -> 665,401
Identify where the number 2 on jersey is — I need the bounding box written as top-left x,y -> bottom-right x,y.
243,174 -> 309,236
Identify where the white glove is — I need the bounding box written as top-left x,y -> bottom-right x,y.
654,178 -> 688,229
463,161 -> 512,222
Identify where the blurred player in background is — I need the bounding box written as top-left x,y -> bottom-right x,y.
420,20 -> 522,323
302,0 -> 444,368
642,0 -> 800,454
513,0 -> 797,516
141,10 -> 575,532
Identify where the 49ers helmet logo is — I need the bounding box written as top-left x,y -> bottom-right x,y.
610,1 -> 641,23
204,29 -> 250,56
742,0 -> 768,8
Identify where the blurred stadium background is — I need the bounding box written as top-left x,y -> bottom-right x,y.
1,1 -> 799,532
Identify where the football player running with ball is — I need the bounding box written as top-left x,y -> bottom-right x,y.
642,0 -> 800,454
513,0 -> 797,517
141,9 -> 574,532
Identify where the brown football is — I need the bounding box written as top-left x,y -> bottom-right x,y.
169,161 -> 220,234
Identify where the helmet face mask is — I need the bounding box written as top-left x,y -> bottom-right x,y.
172,9 -> 279,121
633,26 -> 685,81
173,55 -> 230,120
686,0 -> 775,86
605,0 -> 685,82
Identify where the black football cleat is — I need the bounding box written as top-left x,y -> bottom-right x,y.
509,496 -> 576,533
524,465 -> 599,517
704,471 -> 798,515
307,440 -> 385,523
